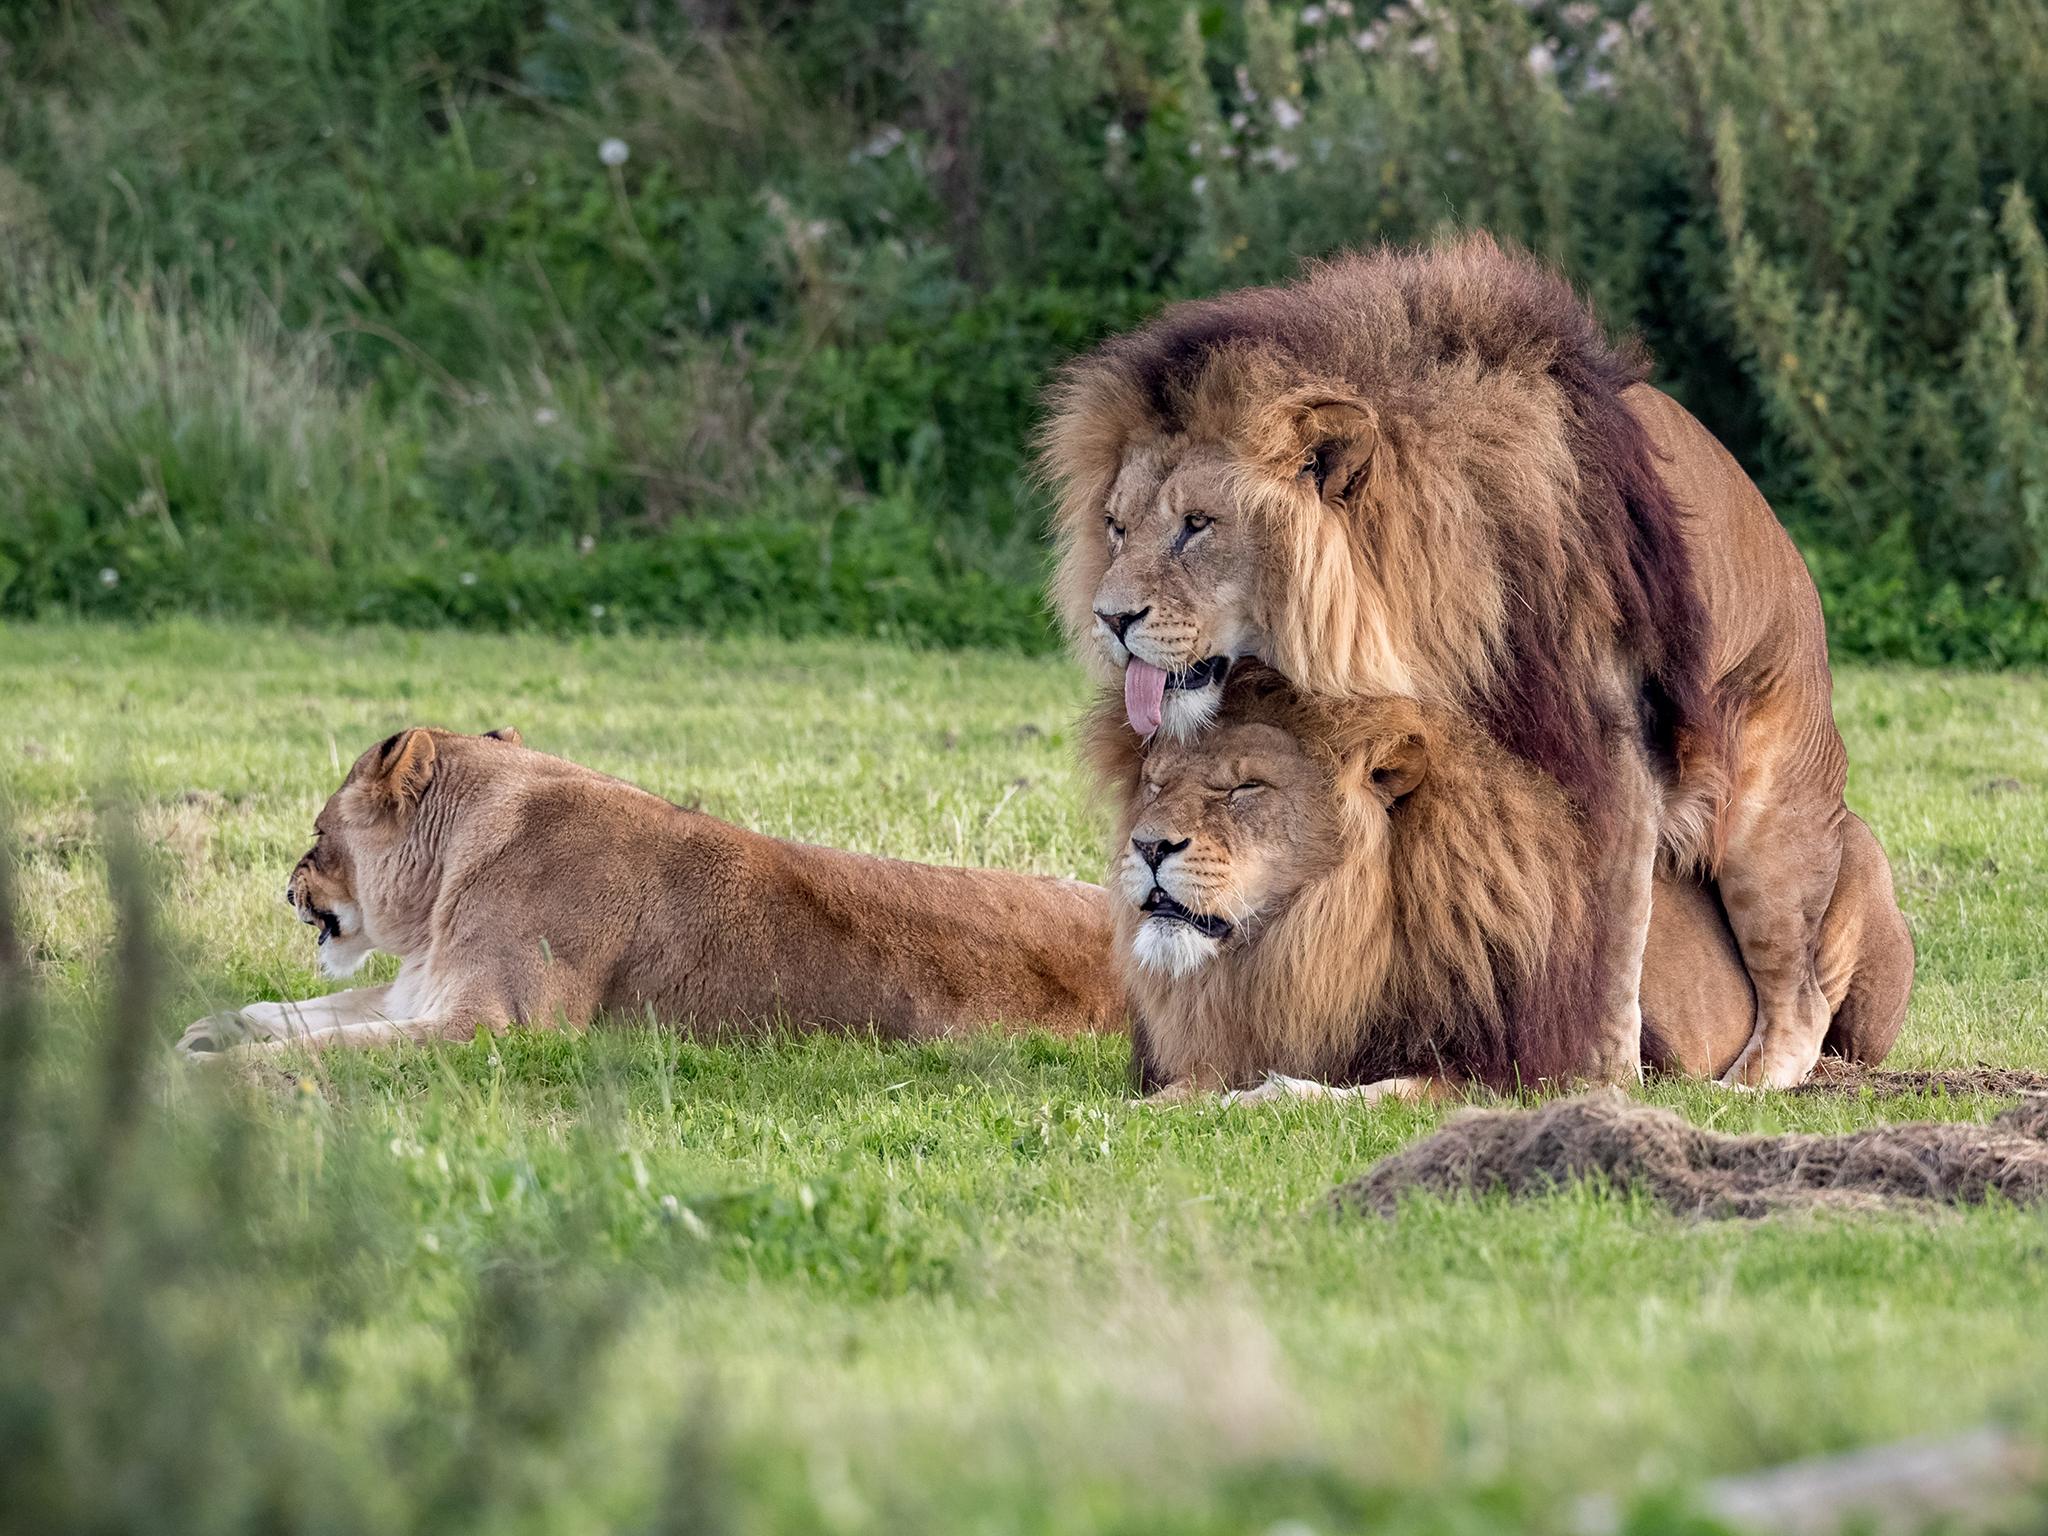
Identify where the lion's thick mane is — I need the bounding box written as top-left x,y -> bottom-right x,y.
1042,233 -> 1720,859
1087,668 -> 1604,1092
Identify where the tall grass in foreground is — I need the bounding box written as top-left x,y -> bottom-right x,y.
0,833 -> 727,1535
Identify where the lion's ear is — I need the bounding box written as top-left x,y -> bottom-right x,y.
1367,732 -> 1428,806
365,728 -> 437,813
484,726 -> 523,747
1293,397 -> 1377,505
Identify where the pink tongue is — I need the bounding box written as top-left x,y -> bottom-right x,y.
1125,660 -> 1169,738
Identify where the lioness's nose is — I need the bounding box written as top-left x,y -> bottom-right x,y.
1094,606 -> 1150,642
1132,835 -> 1189,871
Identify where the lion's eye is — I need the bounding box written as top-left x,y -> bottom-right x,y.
1104,515 -> 1125,543
1172,512 -> 1213,554
1141,781 -> 1161,802
1228,780 -> 1267,800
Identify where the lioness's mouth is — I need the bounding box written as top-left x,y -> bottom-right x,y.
1139,886 -> 1233,941
298,904 -> 341,943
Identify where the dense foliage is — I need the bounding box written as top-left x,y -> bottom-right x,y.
4,0 -> 2048,659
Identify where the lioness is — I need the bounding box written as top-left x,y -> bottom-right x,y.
1043,233 -> 1891,1087
177,727 -> 1124,1057
1089,666 -> 1910,1100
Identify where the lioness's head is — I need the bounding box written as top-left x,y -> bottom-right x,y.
287,725 -> 522,975
1105,667 -> 1425,979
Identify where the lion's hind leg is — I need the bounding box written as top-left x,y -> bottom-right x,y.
1817,812 -> 1914,1067
1713,692 -> 1848,1089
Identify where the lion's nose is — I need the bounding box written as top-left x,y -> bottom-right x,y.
1094,606 -> 1150,642
1131,836 -> 1189,872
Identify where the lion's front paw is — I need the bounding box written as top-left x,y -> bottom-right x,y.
1230,1072 -> 1335,1106
176,1011 -> 252,1058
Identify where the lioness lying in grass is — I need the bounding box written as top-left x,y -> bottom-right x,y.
178,727 -> 1124,1058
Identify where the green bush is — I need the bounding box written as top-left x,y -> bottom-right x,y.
4,0 -> 2048,659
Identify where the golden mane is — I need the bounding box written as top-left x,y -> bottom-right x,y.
1042,231 -> 1719,854
1087,666 -> 1603,1092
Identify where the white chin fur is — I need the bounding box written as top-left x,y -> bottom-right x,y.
317,901 -> 373,977
1157,682 -> 1224,742
1131,917 -> 1220,978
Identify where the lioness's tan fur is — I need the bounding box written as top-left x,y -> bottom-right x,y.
1041,232 -> 1896,1086
178,727 -> 1124,1057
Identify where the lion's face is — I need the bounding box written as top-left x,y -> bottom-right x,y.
287,802 -> 378,978
285,726 -> 496,977
1117,718 -> 1346,977
1090,445 -> 1266,740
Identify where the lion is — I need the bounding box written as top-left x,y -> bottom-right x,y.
177,726 -> 1124,1058
1041,232 -> 1874,1087
1088,665 -> 1911,1101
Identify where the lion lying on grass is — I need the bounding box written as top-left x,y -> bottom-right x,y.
1090,666 -> 1910,1101
178,727 -> 1124,1058
1043,233 -> 1889,1087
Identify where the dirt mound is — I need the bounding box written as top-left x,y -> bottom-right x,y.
1789,1058 -> 2048,1099
1333,1089 -> 2048,1219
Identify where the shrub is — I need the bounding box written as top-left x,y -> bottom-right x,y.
5,0 -> 2048,660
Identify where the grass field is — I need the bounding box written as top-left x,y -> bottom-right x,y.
5,621 -> 2048,1534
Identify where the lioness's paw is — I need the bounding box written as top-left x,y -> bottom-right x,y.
176,1012 -> 252,1058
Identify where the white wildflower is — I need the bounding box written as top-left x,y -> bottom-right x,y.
598,137 -> 630,168
1527,41 -> 1557,78
1104,122 -> 1126,146
1191,173 -> 1209,196
533,406 -> 559,427
98,567 -> 119,589
1272,96 -> 1304,131
1409,34 -> 1438,62
589,603 -> 607,619
850,125 -> 904,163
1301,3 -> 1325,24
459,571 -> 478,587
579,534 -> 596,555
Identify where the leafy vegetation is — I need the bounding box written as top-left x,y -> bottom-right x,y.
5,1 -> 2048,656
3,623 -> 2046,1532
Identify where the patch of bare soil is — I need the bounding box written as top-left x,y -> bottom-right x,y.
1332,1089 -> 2048,1219
1788,1058 -> 2048,1099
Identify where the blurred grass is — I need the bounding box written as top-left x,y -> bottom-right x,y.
3,621 -> 2047,1534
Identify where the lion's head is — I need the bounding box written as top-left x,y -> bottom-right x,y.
1087,664 -> 1602,1093
287,725 -> 523,976
1042,234 -> 1712,830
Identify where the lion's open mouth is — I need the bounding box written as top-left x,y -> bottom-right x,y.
1139,886 -> 1233,940
1125,656 -> 1233,736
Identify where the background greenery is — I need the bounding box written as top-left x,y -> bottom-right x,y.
4,622 -> 2047,1534
5,0 -> 2048,659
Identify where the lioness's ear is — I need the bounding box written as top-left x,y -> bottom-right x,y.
484,726 -> 523,747
1293,397 -> 1377,505
1368,732 -> 1427,805
367,728 -> 437,812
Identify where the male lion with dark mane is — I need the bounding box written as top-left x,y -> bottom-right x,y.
1042,232 -> 1895,1087
1089,666 -> 1911,1101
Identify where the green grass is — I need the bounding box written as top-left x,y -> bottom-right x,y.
5,620 -> 2048,1534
